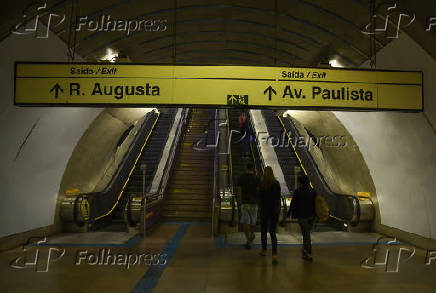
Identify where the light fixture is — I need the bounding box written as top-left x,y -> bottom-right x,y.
100,48 -> 119,63
283,110 -> 295,118
329,58 -> 344,68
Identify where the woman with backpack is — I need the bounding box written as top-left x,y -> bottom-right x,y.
259,166 -> 281,264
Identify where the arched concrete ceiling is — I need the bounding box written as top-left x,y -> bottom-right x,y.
2,0 -> 435,66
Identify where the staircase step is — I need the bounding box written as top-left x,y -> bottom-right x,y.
162,108 -> 215,220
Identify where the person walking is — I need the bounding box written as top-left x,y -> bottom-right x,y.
259,166 -> 281,264
237,162 -> 260,249
287,174 -> 317,261
238,111 -> 250,158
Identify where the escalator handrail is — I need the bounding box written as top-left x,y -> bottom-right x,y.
212,109 -> 220,231
226,110 -> 234,196
279,114 -> 361,226
247,111 -> 265,176
213,109 -> 220,201
225,109 -> 238,226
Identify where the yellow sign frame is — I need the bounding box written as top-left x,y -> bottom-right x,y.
14,62 -> 423,111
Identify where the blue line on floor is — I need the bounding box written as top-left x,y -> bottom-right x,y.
164,221 -> 209,225
131,223 -> 190,293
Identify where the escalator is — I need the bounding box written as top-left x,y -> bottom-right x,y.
270,111 -> 363,228
91,108 -> 179,232
261,109 -> 300,192
228,109 -> 260,192
227,109 -> 262,228
261,109 -> 351,230
162,108 -> 215,221
61,108 -> 181,231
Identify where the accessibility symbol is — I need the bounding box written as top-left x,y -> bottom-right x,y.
227,94 -> 248,106
264,86 -> 277,101
50,83 -> 63,99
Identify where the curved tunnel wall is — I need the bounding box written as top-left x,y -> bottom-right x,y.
0,25 -> 102,238
334,34 -> 436,241
287,110 -> 376,198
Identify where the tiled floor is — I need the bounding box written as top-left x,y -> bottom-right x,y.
226,231 -> 385,246
45,231 -> 138,245
1,222 -> 435,293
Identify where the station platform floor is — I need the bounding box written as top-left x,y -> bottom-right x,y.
1,222 -> 436,293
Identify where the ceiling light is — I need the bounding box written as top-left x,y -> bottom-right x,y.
101,48 -> 118,63
283,110 -> 295,117
329,58 -> 344,68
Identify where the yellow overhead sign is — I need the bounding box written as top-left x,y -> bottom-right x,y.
14,62 -> 423,111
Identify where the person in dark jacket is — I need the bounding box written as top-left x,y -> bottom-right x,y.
237,162 -> 260,249
238,111 -> 250,158
287,174 -> 317,261
259,166 -> 281,263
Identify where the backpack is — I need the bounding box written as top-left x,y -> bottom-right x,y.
315,194 -> 330,222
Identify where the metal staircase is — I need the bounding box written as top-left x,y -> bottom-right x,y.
162,108 -> 215,221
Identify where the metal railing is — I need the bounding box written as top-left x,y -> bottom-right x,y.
212,109 -> 219,235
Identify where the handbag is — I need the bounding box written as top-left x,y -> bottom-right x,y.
315,194 -> 330,222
